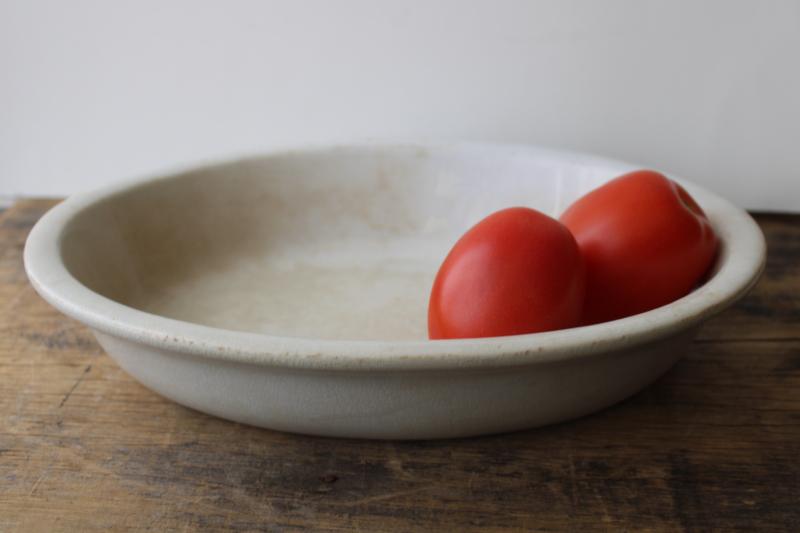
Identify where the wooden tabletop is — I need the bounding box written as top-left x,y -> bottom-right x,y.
1,199 -> 798,532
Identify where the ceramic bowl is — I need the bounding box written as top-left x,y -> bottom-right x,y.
24,144 -> 765,439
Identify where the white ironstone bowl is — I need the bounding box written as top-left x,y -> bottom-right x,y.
24,144 -> 766,439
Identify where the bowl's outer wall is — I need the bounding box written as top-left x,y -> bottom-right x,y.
94,329 -> 694,439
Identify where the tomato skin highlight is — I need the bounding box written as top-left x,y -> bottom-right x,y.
560,170 -> 718,325
428,207 -> 585,340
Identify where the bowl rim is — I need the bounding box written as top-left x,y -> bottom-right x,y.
23,142 -> 766,371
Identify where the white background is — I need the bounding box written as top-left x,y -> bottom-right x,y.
1,0 -> 798,211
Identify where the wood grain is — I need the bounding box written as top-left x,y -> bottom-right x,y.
1,200 -> 798,532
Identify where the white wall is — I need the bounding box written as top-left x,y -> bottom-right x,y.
1,0 -> 798,211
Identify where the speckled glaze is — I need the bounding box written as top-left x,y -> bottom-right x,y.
24,144 -> 766,439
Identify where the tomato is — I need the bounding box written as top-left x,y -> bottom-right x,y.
560,170 -> 718,325
428,207 -> 585,339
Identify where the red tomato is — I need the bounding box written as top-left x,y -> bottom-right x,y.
428,207 -> 585,339
560,170 -> 718,325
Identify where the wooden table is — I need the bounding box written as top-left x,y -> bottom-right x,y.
1,200 -> 798,532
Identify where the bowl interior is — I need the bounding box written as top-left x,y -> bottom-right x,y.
60,146 -> 649,341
